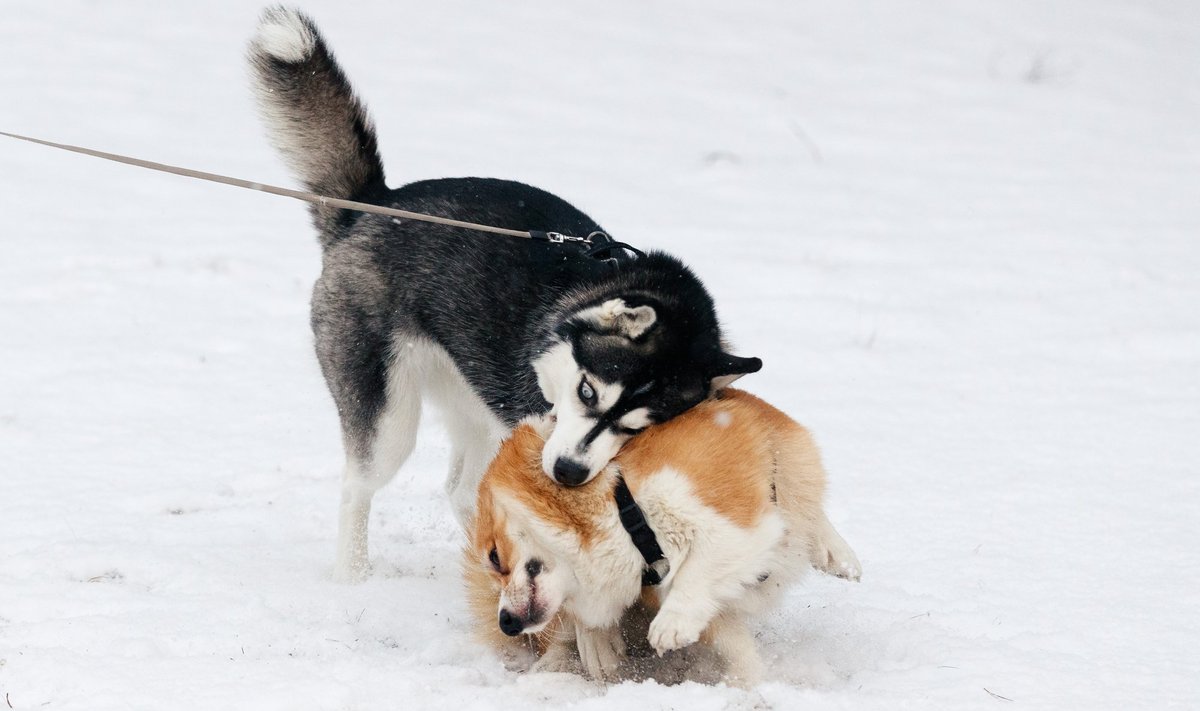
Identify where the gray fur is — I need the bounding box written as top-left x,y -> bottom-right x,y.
248,6 -> 385,242
248,7 -> 760,575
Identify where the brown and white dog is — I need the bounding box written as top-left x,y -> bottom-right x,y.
464,389 -> 861,685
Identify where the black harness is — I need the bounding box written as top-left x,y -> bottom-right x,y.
613,474 -> 670,586
532,230 -> 661,582
528,230 -> 645,278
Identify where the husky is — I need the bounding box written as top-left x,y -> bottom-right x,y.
248,7 -> 761,581
464,389 -> 862,685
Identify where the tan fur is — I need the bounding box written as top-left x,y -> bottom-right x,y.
618,389 -> 818,528
463,388 -> 858,681
460,547 -> 556,657
469,426 -> 610,559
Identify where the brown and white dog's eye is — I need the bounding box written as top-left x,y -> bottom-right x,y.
525,559 -> 542,578
488,547 -> 502,572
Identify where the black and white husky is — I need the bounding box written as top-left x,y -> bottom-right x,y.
248,7 -> 761,581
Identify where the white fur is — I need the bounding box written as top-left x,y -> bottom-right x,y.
532,342 -> 634,484
540,383 -> 627,481
710,372 -> 747,391
253,7 -> 315,63
491,464 -> 858,685
494,506 -> 573,634
618,408 -> 653,430
531,341 -> 575,408
334,339 -> 505,581
573,298 -> 657,339
637,468 -> 791,659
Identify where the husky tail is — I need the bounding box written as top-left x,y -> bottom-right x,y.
248,6 -> 386,246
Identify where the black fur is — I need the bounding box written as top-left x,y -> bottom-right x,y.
249,8 -> 759,468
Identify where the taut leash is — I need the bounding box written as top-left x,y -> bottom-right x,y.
0,130 -> 596,245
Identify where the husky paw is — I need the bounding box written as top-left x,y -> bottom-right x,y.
648,608 -> 706,656
331,559 -> 372,584
576,625 -> 625,681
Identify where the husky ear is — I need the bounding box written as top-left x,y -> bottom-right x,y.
709,353 -> 762,391
579,298 -> 657,339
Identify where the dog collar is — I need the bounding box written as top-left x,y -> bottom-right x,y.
613,474 -> 670,586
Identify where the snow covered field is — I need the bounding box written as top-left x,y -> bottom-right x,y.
2,1 -> 1198,708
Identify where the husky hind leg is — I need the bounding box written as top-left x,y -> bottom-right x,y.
317,317 -> 423,582
334,365 -> 421,581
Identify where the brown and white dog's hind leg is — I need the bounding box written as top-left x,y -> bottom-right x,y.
704,612 -> 764,688
810,511 -> 862,581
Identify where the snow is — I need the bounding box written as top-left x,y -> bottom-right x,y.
2,1 -> 1198,709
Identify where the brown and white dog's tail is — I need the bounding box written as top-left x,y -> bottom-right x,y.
247,6 -> 387,246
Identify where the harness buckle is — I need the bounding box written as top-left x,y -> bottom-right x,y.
641,557 -> 671,586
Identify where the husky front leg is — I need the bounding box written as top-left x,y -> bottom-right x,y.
443,420 -> 502,530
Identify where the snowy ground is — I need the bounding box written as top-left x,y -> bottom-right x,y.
2,1 -> 1198,709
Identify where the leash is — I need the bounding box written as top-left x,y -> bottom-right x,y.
0,129 -> 607,246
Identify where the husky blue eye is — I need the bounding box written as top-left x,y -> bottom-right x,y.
578,379 -> 597,407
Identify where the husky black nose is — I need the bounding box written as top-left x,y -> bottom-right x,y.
553,457 -> 589,486
498,609 -> 523,637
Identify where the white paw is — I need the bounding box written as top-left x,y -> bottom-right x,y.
531,642 -> 577,675
648,608 -> 706,656
814,537 -> 862,582
576,625 -> 625,681
331,559 -> 371,583
723,653 -> 765,688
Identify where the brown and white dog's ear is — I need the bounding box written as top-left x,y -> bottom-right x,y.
576,298 -> 657,339
523,413 -> 557,440
709,352 -> 763,391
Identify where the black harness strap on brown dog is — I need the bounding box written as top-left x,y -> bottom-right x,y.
613,474 -> 670,586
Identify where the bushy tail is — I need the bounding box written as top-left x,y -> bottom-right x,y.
248,6 -> 386,246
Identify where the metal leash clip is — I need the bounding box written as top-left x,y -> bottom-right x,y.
537,231 -> 593,244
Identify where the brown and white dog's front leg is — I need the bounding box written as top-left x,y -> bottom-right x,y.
647,582 -> 719,656
645,538 -> 724,655
574,620 -> 625,681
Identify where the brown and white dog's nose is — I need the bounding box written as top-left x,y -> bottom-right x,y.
498,609 -> 523,636
552,457 -> 589,486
